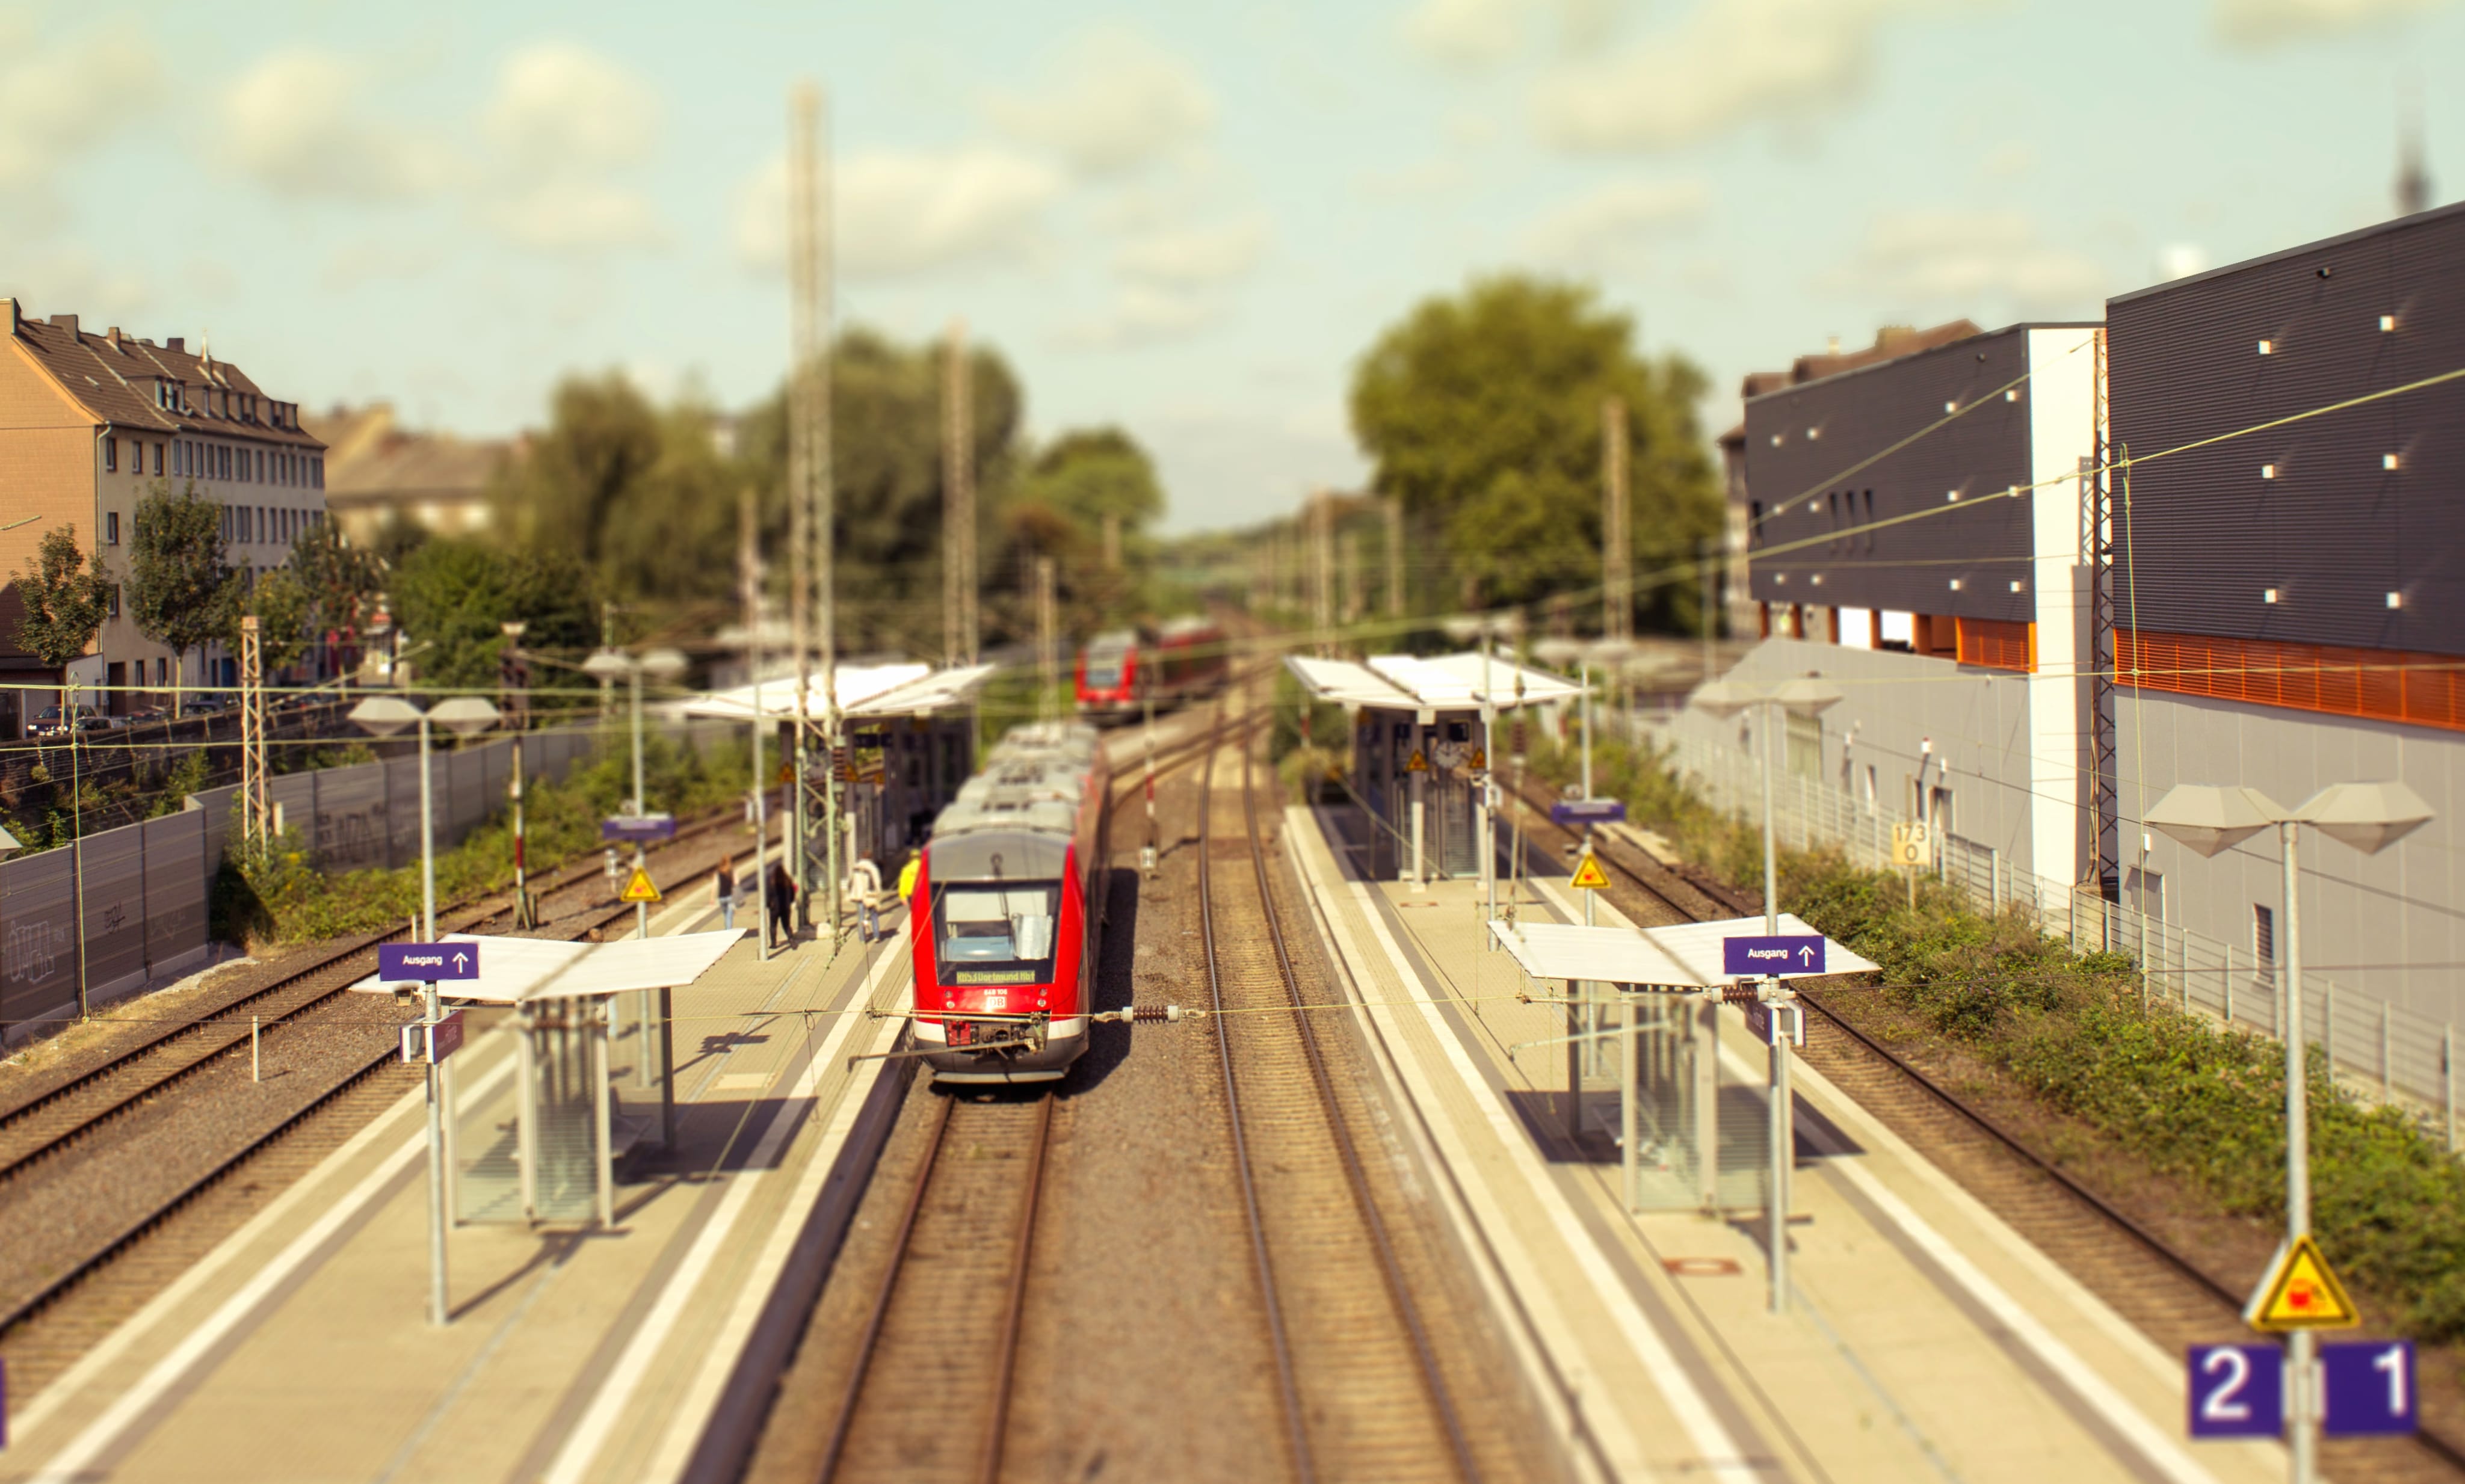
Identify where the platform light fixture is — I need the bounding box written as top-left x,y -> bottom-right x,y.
2383,452 -> 2401,470
2265,589 -> 2280,604
2262,464 -> 2277,479
2388,592 -> 2404,610
2146,779 -> 2431,1483
2380,315 -> 2396,331
2258,339 -> 2274,354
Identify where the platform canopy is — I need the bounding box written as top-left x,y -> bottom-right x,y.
1284,651 -> 1583,712
676,662 -> 993,722
1486,912 -> 1878,988
347,930 -> 745,1003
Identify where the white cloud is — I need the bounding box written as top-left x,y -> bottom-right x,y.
321,238 -> 448,293
478,43 -> 665,256
1535,0 -> 1984,152
483,43 -> 659,173
221,49 -> 450,202
1824,208 -> 2106,315
1404,0 -> 1529,66
1517,178 -> 1708,272
2212,0 -> 2454,46
986,28 -> 1214,174
0,21 -> 160,190
1114,218 -> 1270,288
735,147 -> 1064,279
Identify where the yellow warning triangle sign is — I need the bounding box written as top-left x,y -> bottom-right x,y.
1469,747 -> 1487,769
1405,749 -> 1430,772
1569,852 -> 1611,890
2247,1234 -> 2360,1331
619,866 -> 662,905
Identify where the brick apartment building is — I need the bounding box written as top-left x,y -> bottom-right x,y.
0,299 -> 328,733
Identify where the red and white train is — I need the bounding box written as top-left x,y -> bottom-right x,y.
1073,616 -> 1228,722
909,722 -> 1111,1083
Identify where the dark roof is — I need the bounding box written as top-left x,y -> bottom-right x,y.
303,404 -> 506,500
4,301 -> 325,451
2109,198 -> 2465,306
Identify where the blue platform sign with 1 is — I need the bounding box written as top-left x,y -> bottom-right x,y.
2188,1344 -> 2283,1439
2323,1340 -> 2416,1436
1723,935 -> 1825,978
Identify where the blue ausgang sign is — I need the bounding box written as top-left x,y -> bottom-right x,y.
379,943 -> 481,981
1723,935 -> 1825,977
1549,799 -> 1628,827
601,813 -> 678,843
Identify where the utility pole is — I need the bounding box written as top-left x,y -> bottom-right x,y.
943,318 -> 973,668
788,79 -> 842,943
741,485 -> 771,959
239,615 -> 268,859
1035,555 -> 1058,722
1311,491 -> 1336,657
1385,496 -> 1405,621
1602,396 -> 1631,643
1698,535 -> 1718,685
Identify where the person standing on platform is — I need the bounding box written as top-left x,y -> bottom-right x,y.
765,861 -> 795,949
848,856 -> 883,941
896,847 -> 921,908
715,854 -> 737,931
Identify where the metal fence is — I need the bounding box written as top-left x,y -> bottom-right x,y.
1,720 -> 739,1045
1638,717 -> 2461,1149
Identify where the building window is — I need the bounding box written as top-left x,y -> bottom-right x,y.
2254,904 -> 2275,985
108,584 -> 121,618
105,511 -> 119,544
153,442 -> 164,476
313,458 -> 324,489
103,437 -> 117,473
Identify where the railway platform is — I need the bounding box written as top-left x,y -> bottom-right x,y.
1283,802 -> 2288,1484
0,879 -> 916,1484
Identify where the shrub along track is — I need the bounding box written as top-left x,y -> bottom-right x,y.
0,812 -> 748,1397
1502,782 -> 2465,1481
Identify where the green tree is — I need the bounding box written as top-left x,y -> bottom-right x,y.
224,564 -> 313,675
1015,427 -> 1164,536
11,524 -> 110,707
288,520 -> 384,662
1348,274 -> 1720,627
390,538 -> 599,691
128,484 -> 232,694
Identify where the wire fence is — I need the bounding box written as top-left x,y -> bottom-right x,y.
1634,715 -> 2461,1151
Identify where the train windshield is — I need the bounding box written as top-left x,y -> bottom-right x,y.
934,882 -> 1061,985
1081,649 -> 1127,688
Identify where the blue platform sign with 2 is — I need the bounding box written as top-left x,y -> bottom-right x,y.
2188,1344 -> 2282,1438
2324,1341 -> 2415,1436
378,943 -> 481,982
1723,935 -> 1825,978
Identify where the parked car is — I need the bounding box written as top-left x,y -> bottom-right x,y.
180,694 -> 233,717
28,704 -> 98,737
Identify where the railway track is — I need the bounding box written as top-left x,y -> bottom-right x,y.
1504,783 -> 2465,1480
0,814 -> 745,1367
809,1091 -> 1057,1484
1195,712 -> 1484,1484
0,807 -> 736,1191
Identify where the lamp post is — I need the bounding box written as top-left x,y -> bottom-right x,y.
1691,674 -> 1842,1314
582,645 -> 690,941
2144,778 -> 2431,1484
499,623 -> 534,928
351,693 -> 501,1328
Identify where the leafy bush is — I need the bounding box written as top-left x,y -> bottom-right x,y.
1594,734 -> 2465,1343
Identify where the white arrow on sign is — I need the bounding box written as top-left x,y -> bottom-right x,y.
1798,946 -> 1816,967
452,951 -> 471,973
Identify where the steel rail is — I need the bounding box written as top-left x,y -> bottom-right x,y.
1238,733 -> 1480,1483
978,1092 -> 1057,1484
813,1092 -> 957,1483
0,838 -> 741,1345
1194,709 -> 1313,1484
0,808 -> 736,1182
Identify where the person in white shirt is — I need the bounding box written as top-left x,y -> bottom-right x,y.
847,856 -> 884,942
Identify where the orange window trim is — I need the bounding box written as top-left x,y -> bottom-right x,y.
2118,628 -> 2465,733
1954,617 -> 2035,673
